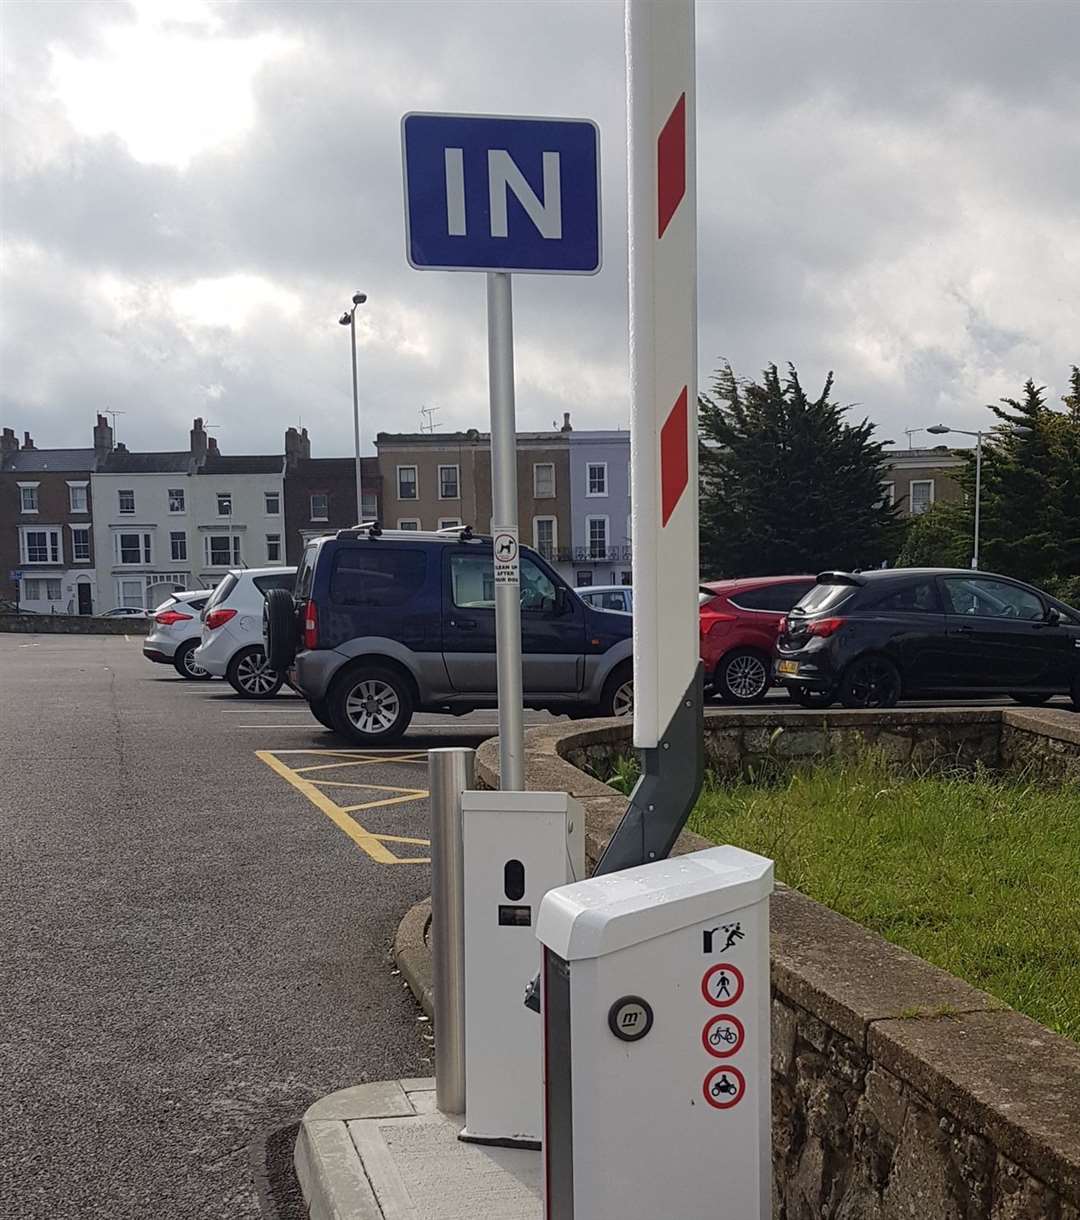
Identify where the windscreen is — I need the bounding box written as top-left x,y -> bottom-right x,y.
203,573 -> 238,612
793,581 -> 856,615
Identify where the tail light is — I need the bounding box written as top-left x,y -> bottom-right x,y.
302,599 -> 318,650
205,607 -> 237,631
807,617 -> 845,638
155,610 -> 193,626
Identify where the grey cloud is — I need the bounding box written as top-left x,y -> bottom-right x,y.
2,0 -> 1077,457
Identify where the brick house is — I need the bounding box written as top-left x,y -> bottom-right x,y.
0,425 -> 99,614
282,426 -> 381,563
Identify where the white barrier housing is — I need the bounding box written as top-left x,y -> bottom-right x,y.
462,790 -> 585,1145
537,846 -> 773,1218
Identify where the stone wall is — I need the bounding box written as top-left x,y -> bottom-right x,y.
0,612 -> 147,636
473,713 -> 1080,1219
556,705 -> 1080,784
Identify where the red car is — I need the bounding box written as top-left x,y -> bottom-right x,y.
700,575 -> 817,703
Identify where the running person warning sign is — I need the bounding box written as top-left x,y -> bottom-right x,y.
492,527 -> 519,586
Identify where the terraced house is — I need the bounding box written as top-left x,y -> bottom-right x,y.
0,424 -> 100,615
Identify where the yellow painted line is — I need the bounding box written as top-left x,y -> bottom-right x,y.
257,750 -> 401,864
339,793 -> 427,814
257,748 -> 431,864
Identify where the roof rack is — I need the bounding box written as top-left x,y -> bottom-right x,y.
333,523 -> 483,544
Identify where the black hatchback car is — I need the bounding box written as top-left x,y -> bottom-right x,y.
775,568 -> 1080,710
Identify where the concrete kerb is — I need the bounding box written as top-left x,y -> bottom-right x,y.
393,896 -> 433,1021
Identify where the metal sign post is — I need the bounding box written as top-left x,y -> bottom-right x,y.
402,111 -> 601,789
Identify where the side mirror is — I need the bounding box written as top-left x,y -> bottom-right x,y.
1046,605 -> 1062,626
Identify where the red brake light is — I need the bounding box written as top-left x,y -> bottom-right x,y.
808,617 -> 845,638
303,599 -> 318,650
205,607 -> 237,631
155,610 -> 193,625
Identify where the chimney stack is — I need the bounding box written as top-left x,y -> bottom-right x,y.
190,417 -> 208,465
22,431 -> 35,450
207,436 -> 219,455
284,425 -> 312,469
1,427 -> 18,457
560,412 -> 573,433
93,413 -> 114,460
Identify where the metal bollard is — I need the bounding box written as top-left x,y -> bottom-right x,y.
428,747 -> 474,1115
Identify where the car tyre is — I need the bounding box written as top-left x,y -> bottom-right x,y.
716,649 -> 770,704
173,639 -> 212,681
328,665 -> 413,744
786,684 -> 834,709
226,646 -> 283,699
1009,692 -> 1053,706
597,661 -> 634,719
264,588 -> 298,673
309,697 -> 336,731
838,655 -> 901,710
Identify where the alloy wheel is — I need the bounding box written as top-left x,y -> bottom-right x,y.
236,651 -> 279,695
726,654 -> 767,701
182,647 -> 208,678
612,680 -> 634,717
847,659 -> 899,708
345,679 -> 401,735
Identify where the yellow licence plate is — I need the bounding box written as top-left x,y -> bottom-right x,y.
777,660 -> 799,676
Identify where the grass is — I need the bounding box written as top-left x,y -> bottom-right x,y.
687,755 -> 1080,1041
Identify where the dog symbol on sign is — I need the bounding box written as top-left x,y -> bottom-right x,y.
497,535 -> 516,560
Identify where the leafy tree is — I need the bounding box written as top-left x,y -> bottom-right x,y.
975,379 -> 1065,585
895,500 -> 971,569
698,362 -> 901,577
912,366 -> 1080,592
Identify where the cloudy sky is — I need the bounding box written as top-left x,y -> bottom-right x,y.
2,0 -> 1077,458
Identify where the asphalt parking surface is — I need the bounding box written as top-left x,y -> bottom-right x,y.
2,634 -> 1065,1217
0,634 -> 547,1219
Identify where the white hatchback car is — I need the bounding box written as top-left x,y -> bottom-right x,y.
194,567 -> 297,698
142,590 -> 213,679
574,585 -> 633,614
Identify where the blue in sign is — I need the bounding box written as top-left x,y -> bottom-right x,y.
401,112 -> 601,275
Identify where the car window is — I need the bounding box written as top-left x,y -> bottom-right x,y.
451,554 -> 495,608
731,582 -> 814,612
452,553 -> 558,614
188,597 -> 209,612
598,591 -> 627,612
942,577 -> 1044,621
204,573 -> 238,611
254,571 -> 297,597
866,579 -> 942,613
331,549 -> 426,607
520,558 -> 557,614
793,581 -> 856,615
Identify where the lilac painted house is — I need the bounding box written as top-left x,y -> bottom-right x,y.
567,430 -> 632,587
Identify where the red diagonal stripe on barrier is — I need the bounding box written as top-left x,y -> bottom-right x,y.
660,387 -> 689,526
657,93 -> 686,239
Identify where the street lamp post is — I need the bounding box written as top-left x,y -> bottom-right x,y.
926,422 -> 1032,570
339,293 -> 368,525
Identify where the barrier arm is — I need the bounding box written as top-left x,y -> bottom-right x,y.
595,0 -> 703,875
525,0 -> 700,1015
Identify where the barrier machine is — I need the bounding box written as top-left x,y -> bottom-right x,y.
461,790 -> 584,1146
536,1 -> 775,1217
538,846 -> 773,1218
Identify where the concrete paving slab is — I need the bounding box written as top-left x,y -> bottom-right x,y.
296,1081 -> 542,1220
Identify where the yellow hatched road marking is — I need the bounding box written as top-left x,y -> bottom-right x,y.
257,748 -> 430,864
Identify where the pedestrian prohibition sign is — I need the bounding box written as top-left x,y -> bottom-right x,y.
701,962 -> 744,1008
